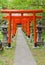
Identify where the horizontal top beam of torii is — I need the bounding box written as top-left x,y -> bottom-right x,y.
0,9 -> 43,13
3,16 -> 42,19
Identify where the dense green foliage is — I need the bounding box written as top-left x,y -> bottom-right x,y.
0,0 -> 45,10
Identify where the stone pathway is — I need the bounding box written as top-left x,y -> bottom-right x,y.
13,28 -> 37,65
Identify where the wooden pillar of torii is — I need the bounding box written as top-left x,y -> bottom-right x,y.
3,16 -> 17,38
1,10 -> 43,47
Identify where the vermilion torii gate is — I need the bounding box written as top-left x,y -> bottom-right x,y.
1,10 -> 43,47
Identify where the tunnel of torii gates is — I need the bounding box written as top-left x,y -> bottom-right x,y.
1,10 -> 43,47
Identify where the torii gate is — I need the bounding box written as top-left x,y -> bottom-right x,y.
1,10 -> 43,47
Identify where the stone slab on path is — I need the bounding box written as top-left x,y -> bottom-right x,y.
13,28 -> 37,65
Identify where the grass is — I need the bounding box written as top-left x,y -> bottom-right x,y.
23,32 -> 45,65
0,34 -> 16,65
0,28 -> 18,65
0,31 -> 3,41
